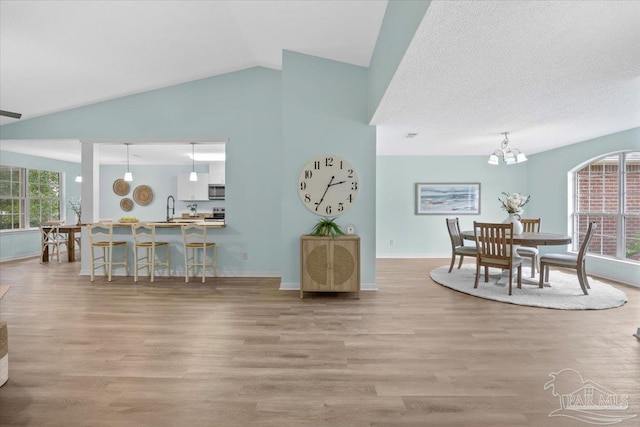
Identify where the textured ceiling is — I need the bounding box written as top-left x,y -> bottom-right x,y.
373,0 -> 640,156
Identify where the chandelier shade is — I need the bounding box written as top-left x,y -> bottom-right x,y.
488,132 -> 527,165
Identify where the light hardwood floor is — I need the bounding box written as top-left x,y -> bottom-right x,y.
0,258 -> 638,426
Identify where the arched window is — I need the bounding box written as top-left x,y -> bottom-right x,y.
573,151 -> 640,262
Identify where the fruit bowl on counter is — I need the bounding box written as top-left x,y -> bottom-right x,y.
119,216 -> 139,223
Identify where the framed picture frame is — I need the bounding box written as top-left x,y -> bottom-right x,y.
415,183 -> 481,215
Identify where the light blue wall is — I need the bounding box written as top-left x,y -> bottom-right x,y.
528,128 -> 640,285
376,128 -> 640,286
1,67 -> 284,275
98,164 -> 214,221
1,57 -> 378,284
376,155 -> 528,257
368,0 -> 430,118
280,51 -> 377,288
0,150 -> 81,261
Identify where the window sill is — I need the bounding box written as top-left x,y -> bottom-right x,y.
0,227 -> 39,235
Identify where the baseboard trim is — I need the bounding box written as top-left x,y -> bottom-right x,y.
79,269 -> 280,278
280,282 -> 377,291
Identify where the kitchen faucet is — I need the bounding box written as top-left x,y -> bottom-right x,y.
166,195 -> 175,222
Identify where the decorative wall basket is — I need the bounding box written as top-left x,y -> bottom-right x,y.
120,198 -> 133,212
133,185 -> 153,206
113,179 -> 130,196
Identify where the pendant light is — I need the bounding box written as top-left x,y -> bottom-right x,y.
189,143 -> 198,182
74,141 -> 83,182
488,132 -> 527,165
124,143 -> 133,181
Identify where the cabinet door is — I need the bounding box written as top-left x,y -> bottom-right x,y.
301,238 -> 331,292
329,238 -> 359,292
176,173 -> 210,200
300,236 -> 360,296
209,161 -> 225,184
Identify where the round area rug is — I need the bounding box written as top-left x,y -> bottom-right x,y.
430,264 -> 628,310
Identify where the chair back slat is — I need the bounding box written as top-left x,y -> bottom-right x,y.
520,218 -> 541,233
474,222 -> 514,262
132,223 -> 156,245
41,224 -> 67,244
182,224 -> 208,246
446,218 -> 464,248
578,221 -> 597,262
88,222 -> 115,245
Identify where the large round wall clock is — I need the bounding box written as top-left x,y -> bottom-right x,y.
298,155 -> 359,216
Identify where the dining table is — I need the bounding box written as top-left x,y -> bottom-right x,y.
459,230 -> 572,247
459,230 -> 572,284
41,225 -> 82,262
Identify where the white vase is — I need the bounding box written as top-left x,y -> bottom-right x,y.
503,213 -> 524,234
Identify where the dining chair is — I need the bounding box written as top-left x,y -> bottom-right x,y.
87,222 -> 129,282
517,218 -> 541,278
539,221 -> 597,295
446,218 -> 478,272
131,223 -> 170,283
182,224 -> 217,283
473,222 -> 523,295
40,223 -> 68,263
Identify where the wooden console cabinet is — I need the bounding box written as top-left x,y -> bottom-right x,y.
300,235 -> 360,298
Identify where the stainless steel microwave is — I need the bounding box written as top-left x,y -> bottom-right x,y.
208,184 -> 225,200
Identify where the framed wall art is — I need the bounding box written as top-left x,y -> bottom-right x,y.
415,183 -> 480,215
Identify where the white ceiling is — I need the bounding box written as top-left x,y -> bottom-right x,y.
1,0 -> 639,163
373,0 -> 640,156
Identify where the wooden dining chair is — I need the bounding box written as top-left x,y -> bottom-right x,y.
517,218 -> 541,277
539,221 -> 597,295
40,223 -> 68,263
473,222 -> 523,295
446,218 -> 478,272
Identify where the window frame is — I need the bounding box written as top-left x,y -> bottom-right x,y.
571,150 -> 639,263
0,165 -> 63,231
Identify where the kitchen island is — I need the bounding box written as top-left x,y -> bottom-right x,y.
80,220 -> 226,279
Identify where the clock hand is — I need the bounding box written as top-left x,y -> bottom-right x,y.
314,176 -> 334,211
328,180 -> 346,187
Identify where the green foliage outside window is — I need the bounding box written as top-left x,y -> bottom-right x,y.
0,165 -> 61,230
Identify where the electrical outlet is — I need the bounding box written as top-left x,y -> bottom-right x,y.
346,224 -> 355,235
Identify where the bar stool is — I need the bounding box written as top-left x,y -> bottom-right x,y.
182,224 -> 217,283
131,223 -> 170,282
87,222 -> 129,281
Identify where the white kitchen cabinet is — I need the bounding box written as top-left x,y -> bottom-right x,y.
177,173 -> 210,200
209,161 -> 225,184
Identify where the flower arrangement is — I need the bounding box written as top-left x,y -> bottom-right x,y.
67,197 -> 82,218
499,192 -> 530,217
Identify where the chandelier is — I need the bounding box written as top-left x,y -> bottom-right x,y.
488,132 -> 527,165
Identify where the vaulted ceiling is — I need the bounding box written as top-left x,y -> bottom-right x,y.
1,0 -> 639,163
